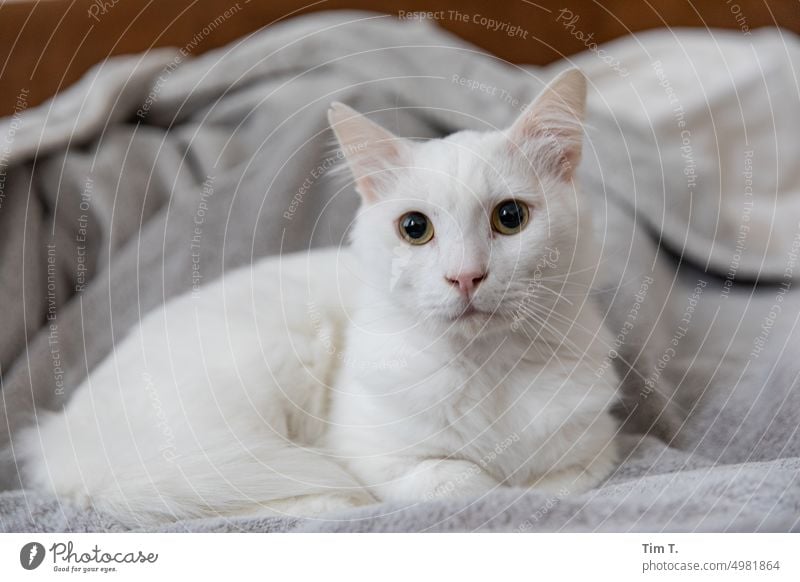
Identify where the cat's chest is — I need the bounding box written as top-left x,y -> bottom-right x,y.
347,332 -> 580,432
379,338 -> 571,399
334,324 -> 615,486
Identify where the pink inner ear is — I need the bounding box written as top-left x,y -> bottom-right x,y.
508,69 -> 587,181
509,114 -> 584,181
328,103 -> 408,203
543,126 -> 583,179
343,137 -> 409,204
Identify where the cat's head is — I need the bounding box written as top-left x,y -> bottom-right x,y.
329,69 -> 593,336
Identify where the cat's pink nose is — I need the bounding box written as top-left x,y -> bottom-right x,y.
446,271 -> 488,297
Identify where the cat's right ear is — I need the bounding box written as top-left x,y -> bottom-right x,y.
328,103 -> 410,203
507,69 -> 587,181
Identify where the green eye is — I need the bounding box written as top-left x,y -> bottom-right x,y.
491,200 -> 529,235
399,211 -> 434,245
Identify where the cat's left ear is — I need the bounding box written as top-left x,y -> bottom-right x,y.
508,68 -> 587,181
328,103 -> 412,203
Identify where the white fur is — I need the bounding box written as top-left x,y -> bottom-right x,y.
18,249 -> 375,527
18,69 -> 619,525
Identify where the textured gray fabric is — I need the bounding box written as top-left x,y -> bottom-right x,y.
0,12 -> 798,532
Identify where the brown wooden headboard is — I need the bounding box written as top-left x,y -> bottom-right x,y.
0,0 -> 797,116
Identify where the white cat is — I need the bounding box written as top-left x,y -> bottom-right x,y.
18,69 -> 619,527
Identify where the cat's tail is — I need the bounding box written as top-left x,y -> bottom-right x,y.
108,444 -> 374,528
18,415 -> 373,529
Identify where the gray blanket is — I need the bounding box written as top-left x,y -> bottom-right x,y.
1,12 -> 798,532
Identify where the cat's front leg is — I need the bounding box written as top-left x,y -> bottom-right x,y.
528,442 -> 619,496
353,456 -> 502,503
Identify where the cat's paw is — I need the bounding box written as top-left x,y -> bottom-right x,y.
529,467 -> 594,496
529,445 -> 619,496
267,490 -> 378,518
376,458 -> 501,503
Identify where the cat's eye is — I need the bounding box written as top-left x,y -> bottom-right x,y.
398,211 -> 434,245
491,200 -> 529,235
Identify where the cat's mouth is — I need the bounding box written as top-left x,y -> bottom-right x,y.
449,301 -> 491,321
430,297 -> 501,324
458,304 -> 480,318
